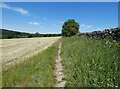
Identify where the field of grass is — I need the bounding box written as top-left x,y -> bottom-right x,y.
2,41 -> 59,87
61,36 -> 119,87
1,37 -> 60,69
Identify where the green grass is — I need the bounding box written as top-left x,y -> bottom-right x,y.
3,41 -> 59,87
61,36 -> 119,87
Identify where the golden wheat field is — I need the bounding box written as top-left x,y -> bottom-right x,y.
1,37 -> 61,68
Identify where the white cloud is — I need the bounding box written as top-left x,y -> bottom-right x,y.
81,24 -> 93,29
0,3 -> 29,15
28,22 -> 40,25
15,8 -> 29,15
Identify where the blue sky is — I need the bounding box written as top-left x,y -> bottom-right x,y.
1,2 -> 118,34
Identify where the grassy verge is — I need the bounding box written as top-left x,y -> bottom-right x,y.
61,36 -> 119,87
3,41 -> 59,87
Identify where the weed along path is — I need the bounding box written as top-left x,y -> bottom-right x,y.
55,42 -> 66,87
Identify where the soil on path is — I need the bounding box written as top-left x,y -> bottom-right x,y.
54,42 -> 66,87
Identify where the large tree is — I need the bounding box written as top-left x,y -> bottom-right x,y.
62,19 -> 79,37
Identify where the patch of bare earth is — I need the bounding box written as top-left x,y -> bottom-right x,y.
55,42 -> 66,87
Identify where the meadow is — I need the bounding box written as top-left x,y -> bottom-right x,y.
61,36 -> 119,87
1,37 -> 61,69
2,40 -> 59,87
1,35 -> 119,87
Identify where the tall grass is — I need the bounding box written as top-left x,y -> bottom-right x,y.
3,41 -> 59,87
61,36 -> 119,87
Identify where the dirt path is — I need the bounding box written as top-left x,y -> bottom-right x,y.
55,42 -> 66,87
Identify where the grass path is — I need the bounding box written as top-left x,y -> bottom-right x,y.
54,42 -> 66,87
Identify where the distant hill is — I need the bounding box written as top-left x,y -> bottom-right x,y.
0,29 -> 31,39
0,29 -> 62,39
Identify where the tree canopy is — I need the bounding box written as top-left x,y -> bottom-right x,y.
62,19 -> 79,37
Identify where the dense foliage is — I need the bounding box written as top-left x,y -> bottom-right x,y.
61,36 -> 119,87
62,19 -> 79,37
0,29 -> 62,39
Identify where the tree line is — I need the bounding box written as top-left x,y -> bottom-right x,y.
0,29 -> 62,39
